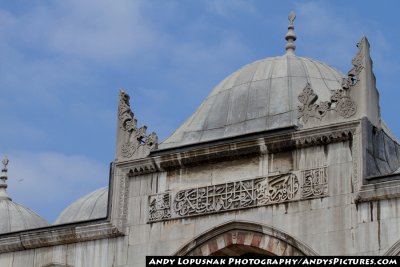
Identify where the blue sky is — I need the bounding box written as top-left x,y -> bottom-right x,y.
1,0 -> 400,223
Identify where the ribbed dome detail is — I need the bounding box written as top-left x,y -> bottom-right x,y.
160,54 -> 344,149
54,187 -> 108,224
0,199 -> 49,234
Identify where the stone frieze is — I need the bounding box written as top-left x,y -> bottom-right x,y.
148,166 -> 328,222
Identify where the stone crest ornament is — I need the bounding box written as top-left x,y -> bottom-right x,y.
297,83 -> 331,123
298,80 -> 357,123
297,37 -> 365,124
116,90 -> 158,161
347,39 -> 365,86
331,86 -> 357,118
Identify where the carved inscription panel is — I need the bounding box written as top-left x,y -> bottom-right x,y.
148,166 -> 328,222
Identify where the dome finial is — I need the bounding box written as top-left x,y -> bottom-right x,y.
0,156 -> 11,200
285,11 -> 297,55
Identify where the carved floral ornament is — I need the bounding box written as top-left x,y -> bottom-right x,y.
148,166 -> 328,222
298,40 -> 363,124
118,90 -> 158,159
297,81 -> 357,123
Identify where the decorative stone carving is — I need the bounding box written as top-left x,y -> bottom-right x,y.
297,41 -> 364,124
148,167 -> 327,222
117,171 -> 129,231
347,39 -> 365,86
295,129 -> 354,148
297,83 -> 331,123
149,194 -> 171,222
257,174 -> 299,205
330,83 -> 357,118
301,167 -> 328,198
127,163 -> 157,177
116,90 -> 158,160
298,81 -> 357,124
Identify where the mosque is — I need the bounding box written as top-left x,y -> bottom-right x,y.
1,12 -> 400,266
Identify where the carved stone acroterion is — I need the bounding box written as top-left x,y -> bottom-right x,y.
116,90 -> 158,161
298,80 -> 357,124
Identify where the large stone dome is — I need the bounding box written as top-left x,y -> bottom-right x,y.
160,54 -> 344,149
54,187 -> 108,224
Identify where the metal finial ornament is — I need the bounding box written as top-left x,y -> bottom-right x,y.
288,11 -> 296,25
0,156 -> 11,200
285,11 -> 297,54
2,156 -> 9,169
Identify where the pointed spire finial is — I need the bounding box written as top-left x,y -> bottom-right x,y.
0,156 -> 11,201
285,11 -> 297,55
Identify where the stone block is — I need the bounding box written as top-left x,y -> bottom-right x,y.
379,217 -> 400,253
112,237 -> 129,266
297,146 -> 327,169
50,245 -> 66,265
127,196 -> 142,225
272,212 -> 301,236
0,253 -> 13,267
127,244 -> 149,266
129,224 -> 150,245
269,151 -> 293,173
357,202 -> 372,224
160,220 -> 195,242
193,212 -> 236,237
33,246 -> 53,267
355,221 -> 380,253
298,232 -> 329,255
320,194 -> 353,210
326,141 -> 352,165
129,176 -> 141,197
298,209 -> 326,236
326,229 -> 355,255
326,205 -> 353,232
328,162 -> 353,196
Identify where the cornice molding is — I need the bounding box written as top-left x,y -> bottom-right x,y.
0,221 -> 123,253
147,122 -> 359,171
0,163 -> 129,253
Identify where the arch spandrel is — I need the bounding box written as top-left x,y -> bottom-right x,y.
384,239 -> 400,256
174,221 -> 318,256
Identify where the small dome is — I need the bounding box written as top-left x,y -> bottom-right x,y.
0,200 -> 49,234
0,157 -> 48,234
54,187 -> 108,224
160,54 -> 344,149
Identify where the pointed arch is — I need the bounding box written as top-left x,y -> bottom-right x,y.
384,239 -> 400,256
174,220 -> 318,256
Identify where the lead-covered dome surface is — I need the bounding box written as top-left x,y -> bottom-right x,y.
0,157 -> 49,234
160,54 -> 345,149
0,199 -> 49,234
54,187 -> 108,224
